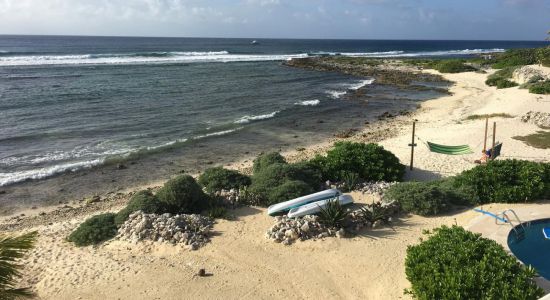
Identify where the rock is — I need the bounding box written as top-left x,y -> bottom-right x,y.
0,190 -> 6,195
300,223 -> 310,233
336,228 -> 346,239
116,163 -> 127,170
86,195 -> 101,204
512,65 -> 550,85
521,111 -> 550,128
198,269 -> 206,277
282,239 -> 292,246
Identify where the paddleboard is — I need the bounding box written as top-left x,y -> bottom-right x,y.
287,195 -> 354,218
267,189 -> 341,216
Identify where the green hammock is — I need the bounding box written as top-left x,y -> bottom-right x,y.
426,141 -> 474,155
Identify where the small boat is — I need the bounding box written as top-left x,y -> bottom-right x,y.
287,195 -> 354,218
251,40 -> 259,45
267,189 -> 341,216
543,228 -> 550,240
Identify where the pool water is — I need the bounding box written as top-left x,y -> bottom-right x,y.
508,218 -> 550,280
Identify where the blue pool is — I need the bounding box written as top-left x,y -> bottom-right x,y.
508,218 -> 550,280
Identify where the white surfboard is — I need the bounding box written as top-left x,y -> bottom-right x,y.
267,189 -> 341,216
287,195 -> 354,218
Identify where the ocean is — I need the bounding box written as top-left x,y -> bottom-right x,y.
0,36 -> 547,189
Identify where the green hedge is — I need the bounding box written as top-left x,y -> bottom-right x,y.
115,190 -> 164,226
314,142 -> 405,182
405,226 -> 543,299
383,180 -> 469,216
198,167 -> 251,193
67,213 -> 118,246
453,160 -> 550,204
267,180 -> 314,206
536,46 -> 550,67
156,174 -> 209,214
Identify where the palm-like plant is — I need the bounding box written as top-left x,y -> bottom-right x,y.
317,198 -> 349,228
1,231 -> 37,299
359,202 -> 390,224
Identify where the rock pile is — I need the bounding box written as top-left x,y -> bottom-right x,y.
512,65 -> 550,85
117,212 -> 214,250
265,215 -> 342,245
521,111 -> 550,128
358,181 -> 396,195
266,201 -> 400,245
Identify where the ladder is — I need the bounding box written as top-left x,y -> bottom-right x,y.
496,209 -> 527,240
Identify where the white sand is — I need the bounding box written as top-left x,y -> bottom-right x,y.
5,66 -> 550,300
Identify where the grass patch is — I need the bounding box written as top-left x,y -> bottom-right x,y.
491,48 -> 538,69
432,60 -> 476,73
528,80 -> 550,95
513,131 -> 550,149
465,113 -> 514,120
485,67 -> 518,89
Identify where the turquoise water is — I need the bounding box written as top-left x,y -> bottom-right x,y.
508,219 -> 550,280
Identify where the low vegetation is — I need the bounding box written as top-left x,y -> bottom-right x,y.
490,48 -> 538,69
312,141 -> 405,182
453,159 -> 550,204
252,152 -> 286,173
67,213 -> 118,246
156,174 -> 209,214
317,198 -> 349,228
115,190 -> 164,226
431,60 -> 476,73
485,67 -> 518,89
0,232 -> 37,300
405,226 -> 544,299
383,181 -> 468,216
528,80 -> 550,95
198,167 -> 251,193
513,131 -> 550,149
465,113 -> 513,120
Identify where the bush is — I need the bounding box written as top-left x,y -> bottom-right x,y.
491,48 -> 538,69
156,175 -> 208,214
316,142 -> 405,182
115,190 -> 164,226
433,60 -> 476,73
252,152 -> 286,174
485,67 -> 518,89
536,46 -> 550,67
529,80 -> 550,95
453,159 -> 550,204
405,225 -> 543,299
67,213 -> 118,246
249,162 -> 322,206
266,180 -> 313,206
198,167 -> 251,193
383,181 -> 452,216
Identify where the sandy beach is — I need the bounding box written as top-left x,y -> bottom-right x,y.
2,65 -> 550,299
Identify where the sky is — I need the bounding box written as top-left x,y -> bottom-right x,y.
0,0 -> 549,40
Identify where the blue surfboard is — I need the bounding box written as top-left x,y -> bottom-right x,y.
543,227 -> 550,240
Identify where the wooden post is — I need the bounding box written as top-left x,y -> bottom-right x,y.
409,121 -> 417,170
491,122 -> 496,160
483,117 -> 489,152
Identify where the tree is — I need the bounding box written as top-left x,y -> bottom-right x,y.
0,232 -> 38,299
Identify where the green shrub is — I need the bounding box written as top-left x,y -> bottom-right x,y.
433,60 -> 476,73
485,67 -> 518,89
252,152 -> 286,174
529,80 -> 550,95
67,213 -> 118,246
318,198 -> 349,228
453,159 -> 550,204
316,142 -> 405,182
156,175 -> 208,214
198,167 -> 251,193
115,190 -> 164,226
383,181 -> 452,216
491,48 -> 538,69
249,162 -> 323,205
536,46 -> 550,67
266,180 -> 313,206
405,225 -> 543,299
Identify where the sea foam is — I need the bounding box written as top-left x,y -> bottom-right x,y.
234,111 -> 279,124
295,99 -> 320,106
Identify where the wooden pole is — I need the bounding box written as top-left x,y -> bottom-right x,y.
483,117 -> 489,152
491,122 -> 496,160
409,121 -> 417,170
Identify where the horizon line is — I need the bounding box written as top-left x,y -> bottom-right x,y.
0,33 -> 548,43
